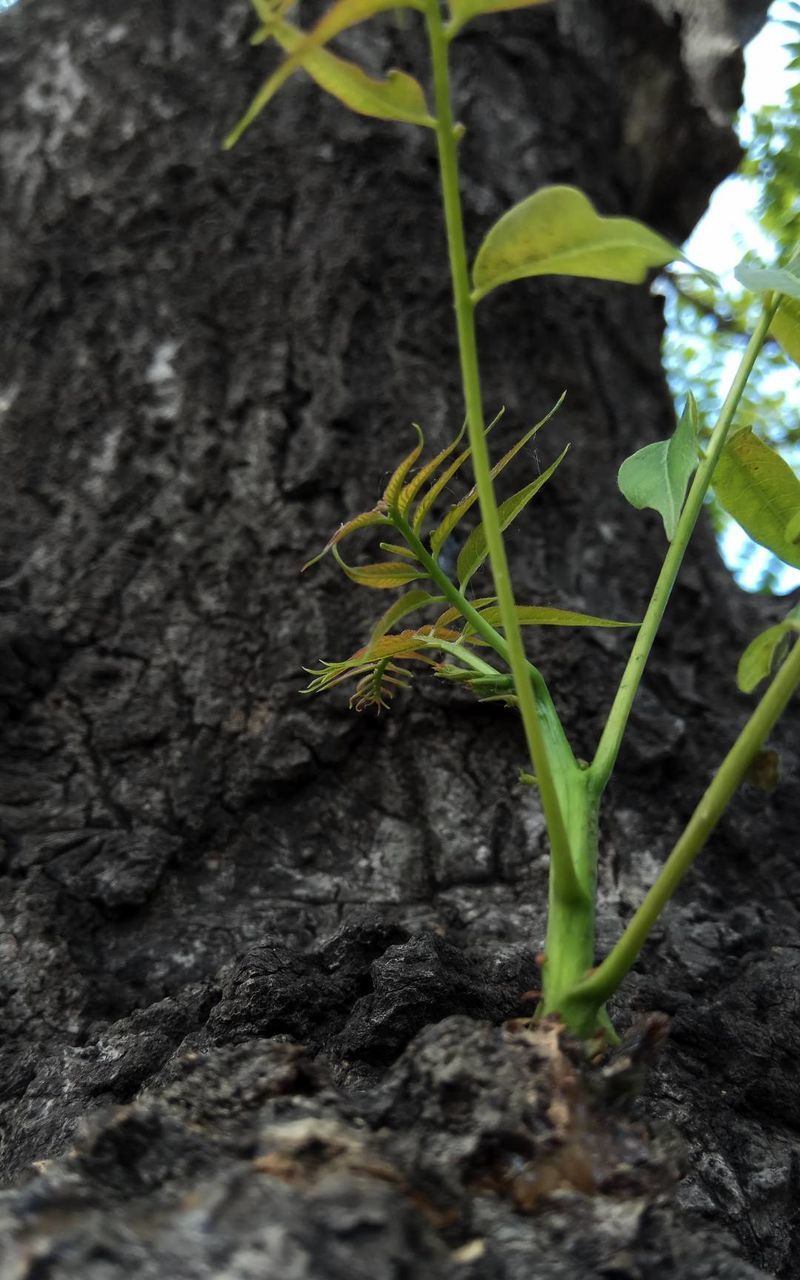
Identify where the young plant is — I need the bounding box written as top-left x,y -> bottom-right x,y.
226,0 -> 800,1043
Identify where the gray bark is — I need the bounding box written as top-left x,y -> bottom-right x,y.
1,1 -> 798,1276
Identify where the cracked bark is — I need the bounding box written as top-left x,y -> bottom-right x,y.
1,1 -> 798,1276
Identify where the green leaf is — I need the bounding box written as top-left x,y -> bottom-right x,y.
617,394 -> 700,541
332,547 -> 428,589
734,262 -> 800,300
224,0 -> 425,148
384,424 -> 425,507
366,590 -> 440,649
456,445 -> 569,588
472,186 -> 683,303
429,396 -> 563,556
399,421 -> 467,517
474,605 -> 640,629
713,430 -> 800,571
379,542 -> 418,559
302,505 -> 391,571
771,296 -> 800,368
786,509 -> 800,544
737,606 -> 800,693
447,0 -> 551,39
413,408 -> 504,535
268,21 -> 434,127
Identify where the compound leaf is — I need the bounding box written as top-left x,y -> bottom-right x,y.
366,589 -> 439,649
384,424 -> 425,506
713,430 -> 800,570
472,186 -> 683,302
617,394 -> 699,540
456,445 -> 568,588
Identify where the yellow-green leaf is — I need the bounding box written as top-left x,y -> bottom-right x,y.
366,589 -> 439,649
772,296 -> 800,369
224,0 -> 426,148
399,422 -> 467,517
333,548 -> 428,589
456,446 -> 569,587
429,396 -> 563,556
737,607 -> 800,693
384,425 -> 425,506
475,605 -> 640,629
472,186 -> 683,303
269,21 -> 434,127
786,508 -> 800,544
302,505 -> 390,571
713,430 -> 800,571
447,0 -> 551,39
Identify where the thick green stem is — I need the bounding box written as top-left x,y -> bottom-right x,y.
591,300 -> 778,792
561,636 -> 800,1036
424,1 -> 584,906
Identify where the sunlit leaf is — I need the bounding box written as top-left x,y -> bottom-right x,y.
472,186 -> 684,303
447,0 -> 551,39
474,604 -> 639,629
786,508 -> 800,544
771,296 -> 800,368
225,0 -> 426,148
302,505 -> 390,571
734,262 -> 800,300
366,589 -> 439,649
384,424 -> 425,506
617,394 -> 700,540
430,396 -> 563,556
456,445 -> 569,588
713,430 -> 800,570
333,547 -> 428,588
737,605 -> 800,693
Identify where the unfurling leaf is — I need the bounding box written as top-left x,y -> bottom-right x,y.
302,505 -> 390,571
734,262 -> 800,301
772,297 -> 800,369
474,604 -> 640,629
430,396 -> 563,556
225,0 -> 426,148
713,431 -> 800,570
415,409 -> 503,536
333,547 -> 428,589
384,424 -> 425,506
617,394 -> 700,540
399,421 -> 467,517
456,446 -> 569,588
265,22 -> 435,127
447,0 -> 551,39
472,186 -> 683,303
737,605 -> 800,693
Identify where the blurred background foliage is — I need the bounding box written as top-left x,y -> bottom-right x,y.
663,0 -> 800,593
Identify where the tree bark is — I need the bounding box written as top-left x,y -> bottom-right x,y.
1,1 -> 798,1276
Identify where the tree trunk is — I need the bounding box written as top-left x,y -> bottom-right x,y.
1,1 -> 798,1276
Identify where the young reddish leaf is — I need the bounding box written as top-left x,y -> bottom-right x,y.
399,421 -> 467,517
472,186 -> 684,303
456,445 -> 569,587
333,547 -> 428,589
412,410 -> 503,532
713,430 -> 800,570
224,0 -> 426,149
367,589 -> 440,649
474,604 -> 640,629
302,505 -> 391,571
447,0 -> 551,39
384,424 -> 425,507
430,396 -> 564,557
737,605 -> 800,693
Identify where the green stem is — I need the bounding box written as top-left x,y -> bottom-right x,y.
591,300 -> 778,792
562,635 -> 800,1036
424,1 -> 584,906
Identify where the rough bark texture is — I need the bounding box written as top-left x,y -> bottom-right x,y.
1,1 -> 798,1276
